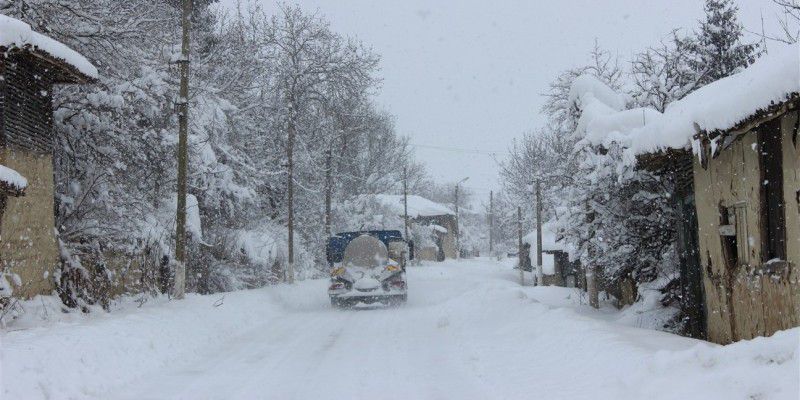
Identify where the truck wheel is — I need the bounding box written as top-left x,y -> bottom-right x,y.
388,295 -> 407,307
330,298 -> 342,309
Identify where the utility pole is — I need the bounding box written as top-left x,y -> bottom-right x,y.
517,206 -> 523,286
403,167 -> 409,239
173,0 -> 192,300
454,177 -> 468,259
454,184 -> 459,259
324,146 -> 333,237
535,180 -> 543,286
488,190 -> 494,255
286,111 -> 295,284
585,201 -> 599,308
587,263 -> 599,308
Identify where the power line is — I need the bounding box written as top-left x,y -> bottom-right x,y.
409,142 -> 508,156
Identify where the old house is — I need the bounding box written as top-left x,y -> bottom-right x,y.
633,148 -> 706,337
692,99 -> 799,344
586,44 -> 799,344
370,194 -> 458,261
0,15 -> 97,298
639,47 -> 799,344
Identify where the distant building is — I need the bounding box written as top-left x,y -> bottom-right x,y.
521,222 -> 580,287
368,194 -> 458,261
0,15 -> 97,298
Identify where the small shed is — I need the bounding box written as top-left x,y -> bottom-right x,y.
0,15 -> 97,298
522,222 -> 579,287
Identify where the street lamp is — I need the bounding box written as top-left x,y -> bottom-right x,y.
454,177 -> 469,259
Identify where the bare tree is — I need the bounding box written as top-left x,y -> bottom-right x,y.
264,5 -> 379,282
773,0 -> 800,43
630,34 -> 705,112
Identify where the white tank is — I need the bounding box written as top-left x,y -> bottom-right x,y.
342,235 -> 388,268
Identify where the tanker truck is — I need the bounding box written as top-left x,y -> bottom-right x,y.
326,230 -> 412,308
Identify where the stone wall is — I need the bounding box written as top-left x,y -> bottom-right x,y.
0,148 -> 58,298
693,110 -> 800,344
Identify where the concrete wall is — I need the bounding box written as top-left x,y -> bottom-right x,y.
693,110 -> 800,344
0,148 -> 58,298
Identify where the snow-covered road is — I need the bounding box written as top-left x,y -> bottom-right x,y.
2,258 -> 798,400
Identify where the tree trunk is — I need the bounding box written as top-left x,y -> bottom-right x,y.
517,206 -> 524,286
454,185 -> 460,259
286,104 -> 296,284
489,191 -> 493,254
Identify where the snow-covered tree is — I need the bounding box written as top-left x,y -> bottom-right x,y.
1,1 -> 427,303
630,34 -> 703,112
682,0 -> 760,86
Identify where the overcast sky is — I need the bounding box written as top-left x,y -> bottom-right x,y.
218,0 -> 788,198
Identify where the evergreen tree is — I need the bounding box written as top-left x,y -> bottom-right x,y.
684,0 -> 759,85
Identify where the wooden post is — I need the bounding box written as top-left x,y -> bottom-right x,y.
587,263 -> 599,308
489,191 -> 494,255
173,0 -> 192,299
518,206 -> 524,286
535,180 -> 543,286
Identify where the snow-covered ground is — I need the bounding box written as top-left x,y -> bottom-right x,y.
2,258 -> 797,400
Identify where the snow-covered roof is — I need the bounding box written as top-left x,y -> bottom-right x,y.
0,164 -> 27,195
370,194 -> 455,218
0,14 -> 98,80
578,43 -> 800,162
522,222 -> 564,254
569,74 -> 626,115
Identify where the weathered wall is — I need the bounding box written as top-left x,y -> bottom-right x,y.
415,246 -> 439,262
0,148 -> 58,298
415,214 -> 458,260
781,111 -> 800,331
693,110 -> 800,344
0,56 -> 59,299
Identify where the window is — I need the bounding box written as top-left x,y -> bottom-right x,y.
758,119 -> 786,262
719,202 -> 749,268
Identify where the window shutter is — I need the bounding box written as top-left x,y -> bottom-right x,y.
733,204 -> 749,265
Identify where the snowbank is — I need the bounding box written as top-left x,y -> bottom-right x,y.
0,164 -> 27,191
370,194 -> 455,217
231,225 -> 285,267
1,260 -> 797,400
1,291 -> 281,399
0,14 -> 98,79
139,193 -> 203,245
